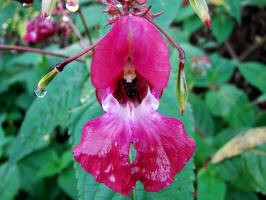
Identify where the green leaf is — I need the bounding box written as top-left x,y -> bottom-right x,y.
242,0 -> 266,6
17,148 -> 57,198
212,15 -> 234,44
215,144 -> 266,194
0,164 -> 20,200
194,134 -> 215,166
205,84 -> 255,127
8,62 -> 86,164
189,92 -> 215,136
197,168 -> 226,200
149,0 -> 182,29
184,15 -> 204,34
208,53 -> 235,84
226,184 -> 259,200
0,2 -> 16,27
225,0 -> 241,24
76,4 -> 105,33
238,62 -> 266,93
0,114 -> 6,137
192,53 -> 235,87
58,167 -> 78,200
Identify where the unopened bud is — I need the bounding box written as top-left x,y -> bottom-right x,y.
35,68 -> 58,98
189,0 -> 211,28
37,68 -> 58,89
176,61 -> 188,115
41,0 -> 58,19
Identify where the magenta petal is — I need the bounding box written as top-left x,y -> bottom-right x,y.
132,113 -> 196,191
91,16 -> 170,90
73,113 -> 134,196
130,17 -> 170,90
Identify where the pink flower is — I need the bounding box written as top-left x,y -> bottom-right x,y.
23,15 -> 58,43
73,16 -> 195,196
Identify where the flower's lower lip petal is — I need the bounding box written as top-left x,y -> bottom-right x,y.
73,113 -> 134,196
132,112 -> 196,191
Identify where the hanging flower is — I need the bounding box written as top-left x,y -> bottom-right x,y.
23,15 -> 58,43
73,16 -> 195,196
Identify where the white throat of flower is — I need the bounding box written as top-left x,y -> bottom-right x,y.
102,87 -> 159,121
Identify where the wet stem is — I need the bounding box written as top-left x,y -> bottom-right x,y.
129,144 -> 136,200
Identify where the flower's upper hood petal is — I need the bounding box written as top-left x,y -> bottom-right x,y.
91,16 -> 170,90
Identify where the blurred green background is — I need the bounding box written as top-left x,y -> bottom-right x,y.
0,0 -> 265,199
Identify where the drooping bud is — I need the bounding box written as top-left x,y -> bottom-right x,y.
176,59 -> 188,115
41,0 -> 58,19
189,0 -> 211,28
66,0 -> 80,12
34,68 -> 58,98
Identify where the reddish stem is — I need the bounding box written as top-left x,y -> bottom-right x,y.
0,45 -> 85,63
78,8 -> 93,45
144,17 -> 185,70
66,15 -> 88,49
56,39 -> 101,71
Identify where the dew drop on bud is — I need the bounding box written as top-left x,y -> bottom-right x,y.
66,0 -> 79,12
22,3 -> 33,8
35,87 -> 47,98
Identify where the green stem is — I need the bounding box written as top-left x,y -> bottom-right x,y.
129,144 -> 136,200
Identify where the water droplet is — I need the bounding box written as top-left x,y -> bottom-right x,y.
66,2 -> 79,12
35,87 -> 47,98
22,3 -> 33,8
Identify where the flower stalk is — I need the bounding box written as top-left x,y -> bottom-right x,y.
0,45 -> 85,63
77,8 -> 93,46
55,39 -> 101,72
144,16 -> 188,114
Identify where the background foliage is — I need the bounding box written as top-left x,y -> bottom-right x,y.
0,0 -> 265,199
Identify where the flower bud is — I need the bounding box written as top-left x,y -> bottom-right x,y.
176,64 -> 188,115
37,68 -> 58,89
41,0 -> 58,19
189,0 -> 211,27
